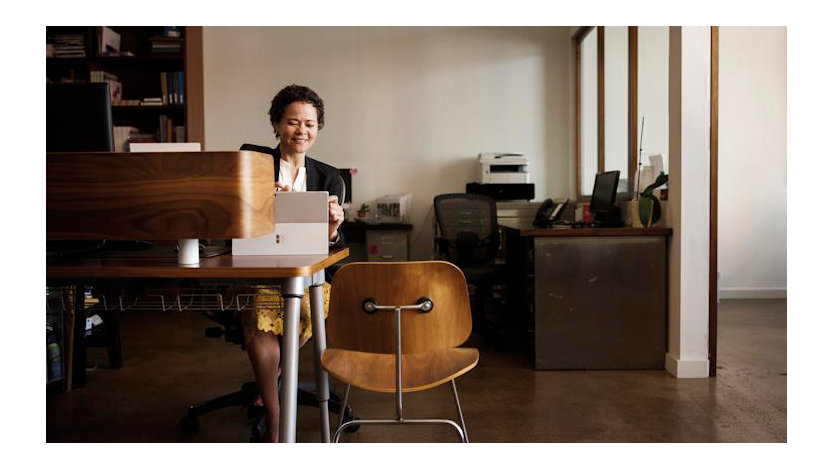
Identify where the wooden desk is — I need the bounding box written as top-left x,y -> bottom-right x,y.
504,226 -> 672,370
47,248 -> 349,443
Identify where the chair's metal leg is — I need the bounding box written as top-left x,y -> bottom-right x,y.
450,379 -> 469,443
333,383 -> 351,444
337,384 -> 350,429
394,307 -> 404,421
333,418 -> 465,443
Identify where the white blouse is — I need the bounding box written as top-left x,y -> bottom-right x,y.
278,158 -> 307,192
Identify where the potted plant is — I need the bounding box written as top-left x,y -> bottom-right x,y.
638,172 -> 668,228
356,203 -> 370,221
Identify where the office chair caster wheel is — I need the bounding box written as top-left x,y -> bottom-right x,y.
250,414 -> 267,443
342,406 -> 360,434
180,414 -> 199,433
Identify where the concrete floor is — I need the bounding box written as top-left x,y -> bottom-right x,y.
45,299 -> 786,443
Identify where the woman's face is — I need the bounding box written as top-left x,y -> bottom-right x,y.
274,101 -> 319,156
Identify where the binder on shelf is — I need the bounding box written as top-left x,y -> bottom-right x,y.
159,115 -> 166,142
160,72 -> 168,105
178,72 -> 184,105
168,72 -> 175,105
171,72 -> 178,104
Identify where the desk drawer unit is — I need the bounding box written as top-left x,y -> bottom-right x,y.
366,230 -> 409,262
533,236 -> 667,370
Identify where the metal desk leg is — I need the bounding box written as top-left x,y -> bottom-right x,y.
309,270 -> 331,443
72,284 -> 87,389
280,276 -> 304,443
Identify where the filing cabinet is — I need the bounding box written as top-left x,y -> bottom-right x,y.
367,229 -> 410,262
341,222 -> 412,262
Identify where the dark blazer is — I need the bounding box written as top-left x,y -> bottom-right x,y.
240,143 -> 345,247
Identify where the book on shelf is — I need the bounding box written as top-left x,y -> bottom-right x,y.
51,34 -> 86,58
141,97 -> 164,106
170,72 -> 178,104
128,133 -> 157,144
100,51 -> 135,57
165,71 -> 175,105
174,125 -> 185,143
113,126 -> 139,151
90,71 -> 122,102
157,115 -> 183,143
178,72 -> 184,105
98,27 -> 121,55
129,142 -> 201,153
113,99 -> 141,106
159,115 -> 175,142
149,35 -> 183,54
159,72 -> 168,105
159,115 -> 167,142
157,71 -> 185,105
90,70 -> 118,82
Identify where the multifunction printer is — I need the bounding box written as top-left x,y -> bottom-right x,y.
479,153 -> 530,184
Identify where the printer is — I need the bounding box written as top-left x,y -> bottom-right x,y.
479,153 -> 530,184
467,153 -> 535,201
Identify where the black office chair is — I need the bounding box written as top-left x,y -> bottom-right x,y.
433,194 -> 507,342
180,306 -> 357,441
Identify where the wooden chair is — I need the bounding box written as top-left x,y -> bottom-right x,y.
322,261 -> 479,442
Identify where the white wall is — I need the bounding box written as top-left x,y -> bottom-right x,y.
604,27 -> 629,182
579,28 -> 598,193
638,27 -> 670,172
202,27 -> 571,259
666,26 -> 712,378
718,27 -> 787,299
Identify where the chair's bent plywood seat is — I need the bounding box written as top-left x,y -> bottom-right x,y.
322,347 -> 479,393
322,261 -> 479,393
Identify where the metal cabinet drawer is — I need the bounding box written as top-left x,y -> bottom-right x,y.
367,230 -> 409,262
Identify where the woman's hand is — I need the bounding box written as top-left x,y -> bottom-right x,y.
275,182 -> 291,193
328,195 -> 344,241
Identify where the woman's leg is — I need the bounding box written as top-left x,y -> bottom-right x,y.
247,330 -> 282,442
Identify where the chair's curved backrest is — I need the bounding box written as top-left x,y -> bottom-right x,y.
327,261 -> 472,354
434,193 -> 498,266
337,174 -> 346,205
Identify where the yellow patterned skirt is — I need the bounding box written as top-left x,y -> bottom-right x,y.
240,283 -> 331,345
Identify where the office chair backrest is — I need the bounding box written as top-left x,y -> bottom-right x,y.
338,174 -> 346,206
434,193 -> 499,266
327,261 -> 472,354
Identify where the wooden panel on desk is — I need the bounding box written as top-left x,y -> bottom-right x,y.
46,248 -> 350,279
47,151 -> 275,240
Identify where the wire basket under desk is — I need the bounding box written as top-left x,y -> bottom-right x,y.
88,283 -> 291,313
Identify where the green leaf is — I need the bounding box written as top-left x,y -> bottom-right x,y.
641,172 -> 669,196
638,194 -> 661,227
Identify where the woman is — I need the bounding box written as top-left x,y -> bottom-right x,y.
240,84 -> 344,442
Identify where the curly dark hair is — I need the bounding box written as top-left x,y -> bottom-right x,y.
268,84 -> 325,132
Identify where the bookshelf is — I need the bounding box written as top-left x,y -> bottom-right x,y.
46,26 -> 204,149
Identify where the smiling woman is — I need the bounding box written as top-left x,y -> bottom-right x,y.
237,83 -> 346,442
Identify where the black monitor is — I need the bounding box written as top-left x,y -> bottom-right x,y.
47,82 -> 114,152
590,170 -> 622,227
47,82 -> 136,257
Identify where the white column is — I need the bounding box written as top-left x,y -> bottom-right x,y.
665,26 -> 711,378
